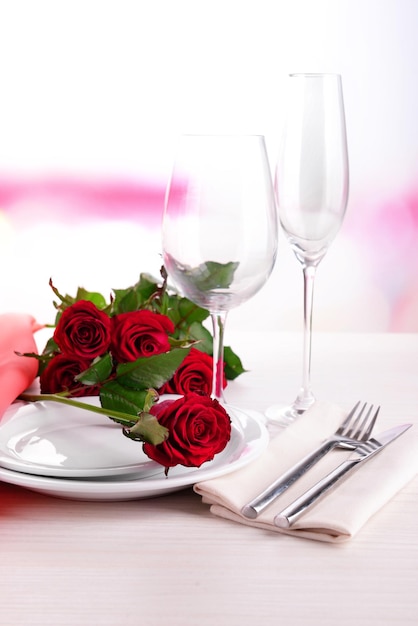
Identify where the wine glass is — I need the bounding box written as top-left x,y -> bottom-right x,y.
162,134 -> 278,406
267,73 -> 349,423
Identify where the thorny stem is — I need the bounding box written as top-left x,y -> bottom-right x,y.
18,392 -> 140,426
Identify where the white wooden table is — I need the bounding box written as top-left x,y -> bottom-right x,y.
1,331 -> 417,626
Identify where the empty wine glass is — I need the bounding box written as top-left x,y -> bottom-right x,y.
267,73 -> 349,423
162,134 -> 278,406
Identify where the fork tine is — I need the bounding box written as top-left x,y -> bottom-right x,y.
350,403 -> 374,439
345,402 -> 368,437
336,400 -> 362,436
360,406 -> 380,440
339,402 -> 380,441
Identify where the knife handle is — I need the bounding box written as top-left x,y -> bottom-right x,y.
241,439 -> 338,519
274,458 -> 358,528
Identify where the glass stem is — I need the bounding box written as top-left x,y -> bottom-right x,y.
210,311 -> 228,402
295,262 -> 316,411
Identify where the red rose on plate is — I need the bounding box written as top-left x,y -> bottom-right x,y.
143,393 -> 231,471
54,300 -> 111,358
40,354 -> 98,396
159,348 -> 226,396
110,310 -> 174,363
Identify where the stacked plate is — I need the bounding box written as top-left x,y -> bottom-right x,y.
0,397 -> 268,501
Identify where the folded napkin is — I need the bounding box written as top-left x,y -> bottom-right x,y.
194,401 -> 418,542
0,313 -> 42,419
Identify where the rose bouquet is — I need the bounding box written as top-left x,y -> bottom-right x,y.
20,267 -> 244,473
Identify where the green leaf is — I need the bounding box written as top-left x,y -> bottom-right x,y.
177,298 -> 210,325
16,350 -> 47,361
112,288 -> 141,314
75,288 -> 108,310
116,347 -> 191,390
42,336 -> 59,356
123,412 -> 169,446
179,260 -> 239,292
75,353 -> 113,386
186,322 -> 213,353
168,336 -> 197,349
111,273 -> 160,314
223,346 -> 246,380
18,336 -> 59,376
100,381 -> 153,424
100,383 -> 167,444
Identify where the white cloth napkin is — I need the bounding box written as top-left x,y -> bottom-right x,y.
194,401 -> 418,542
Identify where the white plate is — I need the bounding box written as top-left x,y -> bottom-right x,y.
0,397 -> 163,478
0,397 -> 268,500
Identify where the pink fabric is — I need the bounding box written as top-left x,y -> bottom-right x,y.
0,313 -> 42,418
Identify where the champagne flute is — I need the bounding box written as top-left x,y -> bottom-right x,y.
267,73 -> 349,422
162,134 -> 278,405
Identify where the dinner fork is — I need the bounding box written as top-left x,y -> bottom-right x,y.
241,401 -> 380,519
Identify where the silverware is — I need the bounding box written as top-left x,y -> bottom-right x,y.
242,401 -> 380,519
274,423 -> 412,528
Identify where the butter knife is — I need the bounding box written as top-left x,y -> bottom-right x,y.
274,423 -> 412,528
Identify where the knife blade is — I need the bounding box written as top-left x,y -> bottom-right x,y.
274,423 -> 412,528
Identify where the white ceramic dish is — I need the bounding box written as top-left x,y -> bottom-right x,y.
0,397 -> 164,478
0,397 -> 268,501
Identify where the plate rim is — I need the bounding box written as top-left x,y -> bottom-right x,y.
0,398 -> 269,499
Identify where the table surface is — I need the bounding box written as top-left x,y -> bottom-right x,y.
1,331 -> 417,626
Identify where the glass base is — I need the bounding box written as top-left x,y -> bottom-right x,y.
265,394 -> 315,428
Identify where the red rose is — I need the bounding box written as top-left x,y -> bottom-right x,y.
110,310 -> 174,363
159,348 -> 226,396
143,393 -> 231,470
54,300 -> 111,358
40,354 -> 99,396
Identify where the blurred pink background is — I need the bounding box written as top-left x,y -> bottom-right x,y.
0,0 -> 417,333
